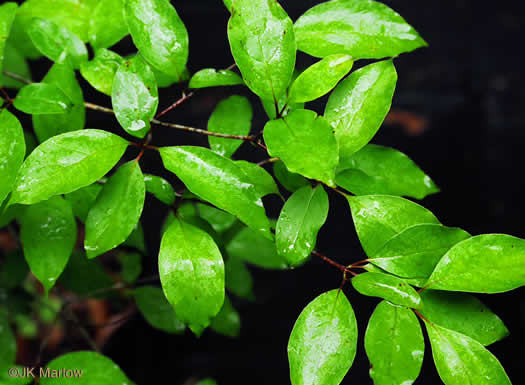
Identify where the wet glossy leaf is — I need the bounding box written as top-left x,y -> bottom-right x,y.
0,3 -> 17,79
14,83 -> 72,115
144,174 -> 175,205
33,63 -> 86,142
119,252 -> 142,284
371,224 -> 470,280
210,296 -> 240,337
288,54 -> 353,103
89,0 -> 128,49
264,109 -> 338,186
276,185 -> 328,267
336,144 -> 439,199
288,290 -> 357,385
0,110 -> 25,206
10,129 -> 128,205
189,69 -> 244,88
159,217 -> 224,336
6,13 -> 41,60
225,256 -> 255,301
420,291 -> 508,346
208,95 -> 252,158
261,93 -> 303,120
352,272 -> 422,308
294,0 -> 426,59
365,301 -> 424,385
57,251 -> 112,296
273,161 -> 309,192
426,234 -> 525,293
348,195 -> 440,256
125,0 -> 189,78
325,60 -> 397,161
20,196 -> 76,292
0,43 -> 31,89
27,18 -> 87,68
112,55 -> 158,138
0,250 -> 28,290
227,0 -> 296,101
160,146 -> 271,238
0,311 -> 16,365
40,351 -> 133,385
134,286 -> 185,334
64,184 -> 103,223
425,322 -> 511,385
85,161 -> 145,258
235,161 -> 279,197
153,66 -> 189,87
80,49 -> 124,96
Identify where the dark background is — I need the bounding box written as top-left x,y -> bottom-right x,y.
19,0 -> 525,384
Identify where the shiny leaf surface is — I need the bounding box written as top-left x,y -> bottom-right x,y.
0,3 -> 17,80
89,0 -> 128,49
144,174 -> 175,205
14,83 -> 72,115
0,110 -> 25,206
80,48 -> 124,96
352,272 -> 422,308
235,160 -> 280,197
210,296 -> 241,337
134,286 -> 185,334
189,69 -> 244,88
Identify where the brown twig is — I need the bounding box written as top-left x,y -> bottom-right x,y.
312,250 -> 347,272
257,157 -> 279,167
84,102 -> 114,115
151,119 -> 255,140
2,71 -> 31,85
155,91 -> 195,120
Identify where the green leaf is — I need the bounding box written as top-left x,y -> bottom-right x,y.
40,351 -> 133,385
192,204 -> 237,234
0,365 -> 33,385
261,93 -> 303,120
0,110 -> 25,206
288,54 -> 353,103
225,256 -> 255,301
189,68 -> 244,88
348,194 -> 440,256
336,144 -> 439,199
276,185 -> 328,267
125,0 -> 189,78
325,60 -> 397,160
27,18 -> 87,68
370,224 -> 470,281
0,204 -> 23,228
159,217 -> 224,336
264,109 -> 338,186
143,174 -> 175,205
351,272 -> 422,308
426,234 -> 525,293
10,129 -> 128,205
85,161 -> 145,258
153,65 -> 190,88
134,286 -> 185,334
33,63 -> 86,142
20,196 -> 76,292
210,296 -> 240,337
419,291 -> 509,346
288,289 -> 357,385
227,0 -> 296,101
89,0 -> 128,49
273,161 -> 309,192
0,43 -> 32,89
235,161 -> 280,197
80,48 -> 124,96
160,146 -> 271,238
0,250 -> 28,290
118,252 -> 142,284
14,83 -> 72,115
208,95 -> 252,158
425,322 -> 511,385
112,55 -> 158,138
0,3 -> 17,79
0,311 -> 16,366
294,0 -> 427,59
123,222 -> 146,253
57,251 -> 112,296
64,183 -> 103,223
226,226 -> 287,270
223,0 -> 232,12
365,301 -> 424,385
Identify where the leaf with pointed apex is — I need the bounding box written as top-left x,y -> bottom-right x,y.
264,109 -> 338,186
325,60 -> 397,160
189,69 -> 244,88
0,110 -> 25,206
288,54 -> 353,103
160,146 -> 271,239
134,286 -> 185,334
125,0 -> 189,78
58,251 -> 113,296
14,83 -> 72,115
10,130 -> 128,205
143,174 -> 175,206
20,196 -> 76,292
365,301 -> 424,385
288,290 -> 357,385
112,55 -> 158,138
208,95 -> 252,158
0,43 -> 31,89
64,184 -> 103,223
89,0 -> 128,49
227,0 -> 295,100
348,195 -> 440,256
33,63 -> 86,143
273,161 -> 309,192
294,0 -> 426,59
426,234 -> 525,293
85,161 -> 145,258
80,49 -> 124,96
40,351 -> 133,385
352,272 -> 422,308
235,161 -> 279,197
225,256 -> 255,301
159,217 -> 224,336
210,296 -> 240,337
420,291 -> 508,346
0,3 -> 17,79
370,224 -> 470,280
276,185 -> 328,267
336,144 -> 439,199
425,322 -> 511,385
